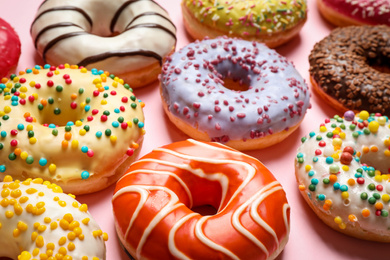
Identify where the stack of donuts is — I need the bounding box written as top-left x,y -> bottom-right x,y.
2,0 -> 390,259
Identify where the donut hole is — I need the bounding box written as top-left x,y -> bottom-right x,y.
37,109 -> 82,127
360,151 -> 390,174
191,204 -> 218,216
214,63 -> 251,92
222,77 -> 250,92
365,53 -> 390,74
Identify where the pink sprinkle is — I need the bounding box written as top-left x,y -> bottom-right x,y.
19,78 -> 26,83
65,79 -> 72,84
70,102 -> 77,109
28,96 -> 35,102
92,109 -> 99,115
63,74 -> 70,79
110,91 -> 117,96
237,113 -> 246,118
47,80 -> 54,87
120,106 -> 125,112
35,83 -> 41,89
215,123 -> 221,130
87,116 -> 94,121
126,148 -> 134,156
87,150 -> 94,157
46,71 -> 53,77
10,139 -> 18,146
26,117 -> 33,122
19,99 -> 26,105
10,130 -> 18,136
121,122 -> 128,129
93,90 -> 99,96
101,115 -> 108,122
121,97 -> 128,103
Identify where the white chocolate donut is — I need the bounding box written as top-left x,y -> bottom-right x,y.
0,64 -> 145,195
295,110 -> 390,242
30,0 -> 176,88
0,175 -> 107,260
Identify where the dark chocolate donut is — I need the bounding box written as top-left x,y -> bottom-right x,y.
309,25 -> 390,115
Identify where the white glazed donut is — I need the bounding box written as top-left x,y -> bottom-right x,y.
0,175 -> 107,260
295,110 -> 390,242
30,0 -> 176,88
159,37 -> 311,151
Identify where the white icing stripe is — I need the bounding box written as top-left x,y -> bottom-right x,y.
112,186 -> 150,239
120,169 -> 194,208
168,213 -> 198,260
153,147 -> 256,212
232,181 -> 282,257
195,216 -> 240,260
283,203 -> 291,235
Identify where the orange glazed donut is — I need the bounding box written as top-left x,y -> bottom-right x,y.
0,175 -> 108,260
30,0 -> 176,88
112,139 -> 290,260
0,64 -> 145,195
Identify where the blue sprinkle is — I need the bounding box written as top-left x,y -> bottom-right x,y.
340,185 -> 348,192
1,131 -> 6,138
11,96 -> 18,101
104,85 -> 109,90
297,152 -> 303,158
311,178 -> 319,185
26,69 -> 33,74
325,157 -> 333,164
43,64 -> 50,69
309,132 -> 315,138
313,157 -> 318,162
81,171 -> 90,179
98,70 -> 104,75
39,158 -> 47,166
114,108 -> 120,113
308,170 -> 315,177
17,124 -> 24,130
84,105 -> 91,112
0,165 -> 5,172
11,101 -> 18,106
91,68 -> 98,75
318,194 -> 326,201
36,65 -> 43,69
138,122 -> 144,128
333,183 -> 340,190
48,124 -> 56,129
96,131 -> 102,138
81,146 -> 88,153
112,121 -> 119,128
0,84 -> 5,89
66,121 -> 74,126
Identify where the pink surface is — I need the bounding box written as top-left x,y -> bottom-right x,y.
0,0 -> 387,259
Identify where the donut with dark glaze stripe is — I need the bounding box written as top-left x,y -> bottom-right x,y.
112,139 -> 290,260
31,0 -> 176,88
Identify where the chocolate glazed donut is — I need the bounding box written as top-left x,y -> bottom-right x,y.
309,25 -> 390,115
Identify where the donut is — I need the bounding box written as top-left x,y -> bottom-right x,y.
0,175 -> 107,259
0,64 -> 145,195
295,110 -> 390,242
181,0 -> 307,48
317,0 -> 390,27
159,37 -> 311,151
309,25 -> 390,115
30,0 -> 177,88
0,18 -> 21,78
112,139 -> 290,259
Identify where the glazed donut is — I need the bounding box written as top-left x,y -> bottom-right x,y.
181,0 -> 307,48
317,0 -> 390,27
113,139 -> 290,259
0,64 -> 145,195
30,0 -> 176,88
159,37 -> 311,151
0,175 -> 107,259
296,110 -> 390,242
309,25 -> 390,115
0,18 -> 21,78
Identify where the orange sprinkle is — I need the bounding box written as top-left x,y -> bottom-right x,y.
362,208 -> 370,218
70,94 -> 78,100
370,146 -> 378,152
40,99 -> 47,106
62,140 -> 69,149
19,71 -> 26,75
356,151 -> 361,157
362,147 -> 369,153
347,178 -> 355,186
348,214 -> 357,222
298,185 -> 305,191
329,174 -> 338,183
1,78 -> 7,83
375,202 -> 383,210
14,148 -> 22,156
98,87 -> 105,92
23,112 -> 30,118
64,132 -> 72,141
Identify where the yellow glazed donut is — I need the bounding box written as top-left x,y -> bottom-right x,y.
0,64 -> 145,195
181,0 -> 307,48
0,175 -> 107,260
31,0 -> 177,88
296,110 -> 390,242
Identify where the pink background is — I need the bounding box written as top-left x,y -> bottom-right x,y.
0,0 -> 387,259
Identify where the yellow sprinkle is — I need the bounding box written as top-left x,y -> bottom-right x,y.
49,164 -> 57,174
79,204 -> 88,212
384,150 -> 390,157
19,196 -> 29,203
32,248 -> 39,256
341,165 -> 349,171
102,232 -> 109,241
75,120 -> 83,126
13,228 -> 21,237
38,192 -> 44,197
26,188 -> 37,194
58,236 -> 67,246
110,135 -> 117,142
58,247 -> 67,255
69,220 -> 79,230
44,217 -> 51,223
60,219 -> 70,230
334,216 -> 343,224
341,191 -> 349,199
3,175 -> 13,182
67,232 -> 76,241
14,203 -> 23,215
80,68 -> 88,73
1,188 -> 10,198
101,100 -> 107,105
79,129 -> 87,136
5,210 -> 14,218
18,251 -> 32,260
50,222 -> 58,230
82,218 -> 90,225
52,186 -> 63,193
383,194 -> 390,203
71,140 -> 79,148
368,121 -> 380,133
58,201 -> 67,207
304,165 -> 311,172
359,110 -> 369,120
319,126 -> 327,132
72,201 -> 79,208
36,235 -> 44,248
32,178 -> 43,184
92,230 -> 102,237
